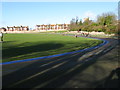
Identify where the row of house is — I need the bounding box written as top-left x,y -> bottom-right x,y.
0,24 -> 70,32
7,26 -> 29,31
0,26 -> 29,32
36,24 -> 70,30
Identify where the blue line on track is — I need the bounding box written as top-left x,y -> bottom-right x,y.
0,37 -> 109,65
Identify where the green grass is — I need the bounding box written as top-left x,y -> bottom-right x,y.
2,33 -> 103,62
39,30 -> 68,33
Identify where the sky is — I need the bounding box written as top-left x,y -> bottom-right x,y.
1,1 -> 118,29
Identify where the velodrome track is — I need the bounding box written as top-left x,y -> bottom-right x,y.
2,36 -> 119,88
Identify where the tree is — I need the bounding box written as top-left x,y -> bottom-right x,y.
79,19 -> 82,25
69,18 -> 76,30
97,12 -> 117,26
96,12 -> 117,34
76,16 -> 79,25
69,17 -> 80,31
70,18 -> 76,24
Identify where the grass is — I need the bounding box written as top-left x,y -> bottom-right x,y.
2,33 -> 103,62
39,30 -> 68,33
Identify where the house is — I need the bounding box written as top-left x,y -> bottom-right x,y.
0,27 -> 7,32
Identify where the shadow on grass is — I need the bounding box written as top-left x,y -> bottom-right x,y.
2,39 -> 118,88
2,40 -> 98,62
2,42 -> 64,59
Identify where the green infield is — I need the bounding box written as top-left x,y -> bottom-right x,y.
2,33 -> 103,62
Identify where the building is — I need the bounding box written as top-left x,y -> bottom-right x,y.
6,26 -> 29,31
0,27 -> 7,32
36,24 -> 70,30
83,17 -> 89,22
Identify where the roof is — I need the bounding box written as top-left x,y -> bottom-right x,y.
7,26 -> 29,28
36,24 -> 70,27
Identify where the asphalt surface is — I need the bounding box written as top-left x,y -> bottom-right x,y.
2,36 -> 119,89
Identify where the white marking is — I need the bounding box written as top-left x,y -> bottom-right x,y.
103,46 -> 113,53
94,50 -> 103,55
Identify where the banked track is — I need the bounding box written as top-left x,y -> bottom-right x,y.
2,35 -> 118,88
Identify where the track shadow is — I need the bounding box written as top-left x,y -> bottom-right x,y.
2,39 -> 118,88
2,50 -> 88,88
40,42 -> 118,88
95,67 -> 120,89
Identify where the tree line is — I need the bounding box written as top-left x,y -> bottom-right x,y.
69,12 -> 119,35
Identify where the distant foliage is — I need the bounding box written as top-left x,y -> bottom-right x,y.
68,12 -> 118,35
97,12 -> 117,26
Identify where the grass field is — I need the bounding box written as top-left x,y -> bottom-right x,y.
2,33 -> 103,62
40,30 -> 68,33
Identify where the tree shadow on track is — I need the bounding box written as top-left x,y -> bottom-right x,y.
2,39 -> 118,88
40,43 -> 118,88
95,67 -> 120,89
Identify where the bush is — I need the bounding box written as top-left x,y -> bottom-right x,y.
97,28 -> 103,32
69,24 -> 80,31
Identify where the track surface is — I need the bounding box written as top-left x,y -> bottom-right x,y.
2,36 -> 119,88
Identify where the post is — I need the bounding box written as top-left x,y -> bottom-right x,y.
0,32 -> 3,42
